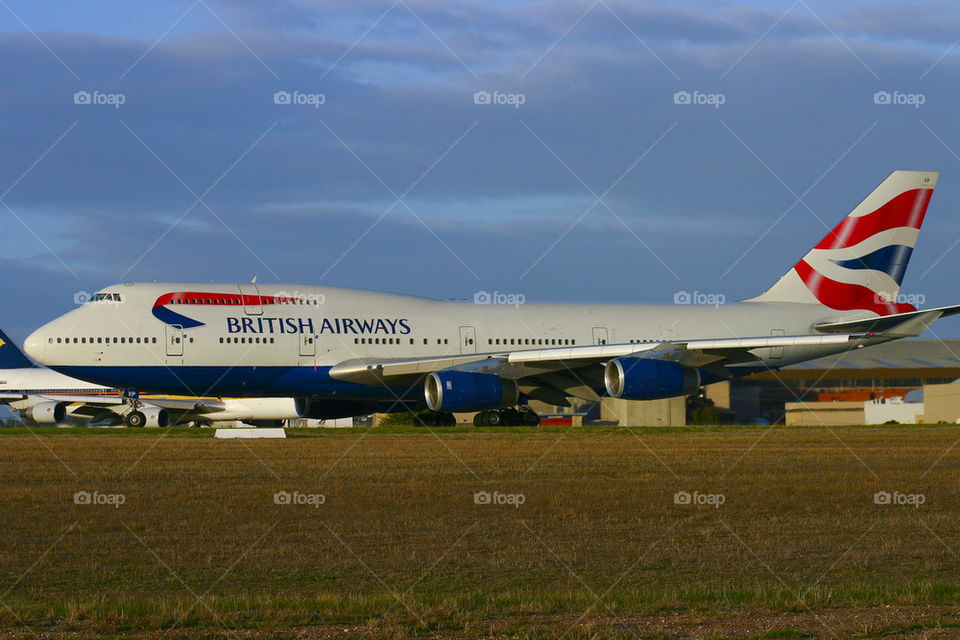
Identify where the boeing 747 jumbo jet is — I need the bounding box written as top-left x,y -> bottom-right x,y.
24,171 -> 960,426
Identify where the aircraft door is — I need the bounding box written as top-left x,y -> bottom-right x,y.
300,332 -> 316,357
238,284 -> 262,315
770,328 -> 784,359
459,326 -> 476,354
592,327 -> 609,345
166,325 -> 184,356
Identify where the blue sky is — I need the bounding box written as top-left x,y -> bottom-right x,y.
2,0 -> 960,344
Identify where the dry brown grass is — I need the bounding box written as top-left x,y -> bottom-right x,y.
2,425 -> 960,638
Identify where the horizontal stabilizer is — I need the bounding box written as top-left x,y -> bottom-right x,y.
814,304 -> 960,336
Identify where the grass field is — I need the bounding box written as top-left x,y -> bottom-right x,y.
3,425 -> 960,639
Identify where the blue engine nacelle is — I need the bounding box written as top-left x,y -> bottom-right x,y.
604,358 -> 700,400
425,371 -> 519,412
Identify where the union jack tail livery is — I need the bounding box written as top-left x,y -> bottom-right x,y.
751,170 -> 937,315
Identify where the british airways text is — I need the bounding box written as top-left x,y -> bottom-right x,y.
226,317 -> 411,335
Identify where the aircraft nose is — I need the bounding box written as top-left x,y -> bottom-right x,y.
23,328 -> 47,363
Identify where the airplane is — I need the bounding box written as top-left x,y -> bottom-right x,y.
0,328 -> 302,427
23,171 -> 960,426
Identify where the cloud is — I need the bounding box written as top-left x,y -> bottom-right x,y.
0,0 -> 959,336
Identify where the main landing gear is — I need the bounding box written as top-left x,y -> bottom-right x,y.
125,410 -> 146,428
473,407 -> 540,427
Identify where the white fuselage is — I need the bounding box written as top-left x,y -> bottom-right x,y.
23,282 -> 866,402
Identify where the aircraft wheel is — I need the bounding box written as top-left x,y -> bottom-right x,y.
522,410 -> 540,426
502,408 -> 521,427
125,411 -> 146,428
485,410 -> 502,426
442,412 -> 457,426
473,411 -> 488,426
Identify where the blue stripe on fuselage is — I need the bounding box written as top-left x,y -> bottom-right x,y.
151,306 -> 205,329
51,365 -> 417,400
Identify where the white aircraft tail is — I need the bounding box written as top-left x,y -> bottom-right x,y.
750,170 -> 938,315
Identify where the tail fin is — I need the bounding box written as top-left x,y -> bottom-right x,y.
0,329 -> 35,369
750,170 -> 937,315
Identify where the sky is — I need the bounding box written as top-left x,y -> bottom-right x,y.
1,0 -> 960,345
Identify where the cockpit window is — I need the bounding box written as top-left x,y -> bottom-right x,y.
91,293 -> 122,303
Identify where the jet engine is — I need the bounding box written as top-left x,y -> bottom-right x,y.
424,371 -> 519,412
24,400 -> 66,424
604,358 -> 700,400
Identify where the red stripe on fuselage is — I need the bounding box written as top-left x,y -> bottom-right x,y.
152,292 -> 296,308
814,188 -> 932,251
794,260 -> 915,316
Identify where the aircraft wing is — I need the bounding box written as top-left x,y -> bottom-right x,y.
139,397 -> 227,413
3,392 -> 227,424
329,333 -> 864,386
